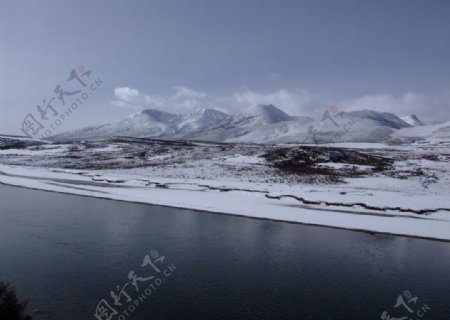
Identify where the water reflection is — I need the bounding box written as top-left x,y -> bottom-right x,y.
0,185 -> 449,319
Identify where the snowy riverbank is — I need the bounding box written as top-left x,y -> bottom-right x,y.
1,136 -> 450,241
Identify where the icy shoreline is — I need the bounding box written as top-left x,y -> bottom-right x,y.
1,135 -> 449,241
1,164 -> 450,242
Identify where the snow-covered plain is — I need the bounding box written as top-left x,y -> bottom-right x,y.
0,135 -> 449,241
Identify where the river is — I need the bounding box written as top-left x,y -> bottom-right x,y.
0,184 -> 449,319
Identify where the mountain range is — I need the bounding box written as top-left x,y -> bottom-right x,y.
51,104 -> 445,144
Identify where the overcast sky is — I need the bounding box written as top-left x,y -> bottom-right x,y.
1,0 -> 450,135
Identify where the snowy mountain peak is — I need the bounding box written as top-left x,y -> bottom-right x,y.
238,104 -> 292,124
51,106 -> 441,144
400,114 -> 425,127
188,108 -> 228,122
337,109 -> 412,129
132,109 -> 179,122
177,108 -> 229,133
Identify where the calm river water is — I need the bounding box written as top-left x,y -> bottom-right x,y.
0,184 -> 449,319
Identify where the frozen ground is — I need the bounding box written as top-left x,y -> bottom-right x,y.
0,136 -> 449,241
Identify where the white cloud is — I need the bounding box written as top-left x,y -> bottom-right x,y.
228,89 -> 324,117
341,92 -> 450,121
173,86 -> 206,99
114,87 -> 140,102
112,86 -> 209,112
112,86 -> 450,121
112,87 -> 157,109
112,86 -> 326,116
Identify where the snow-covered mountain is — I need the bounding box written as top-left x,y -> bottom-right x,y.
389,120 -> 450,144
51,108 -> 229,141
342,110 -> 411,129
220,109 -> 411,144
51,105 -> 442,144
185,104 -> 296,141
400,114 -> 425,126
296,109 -> 412,143
176,108 -> 229,135
51,109 -> 176,140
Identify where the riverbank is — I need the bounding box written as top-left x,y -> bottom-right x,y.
1,163 -> 450,242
